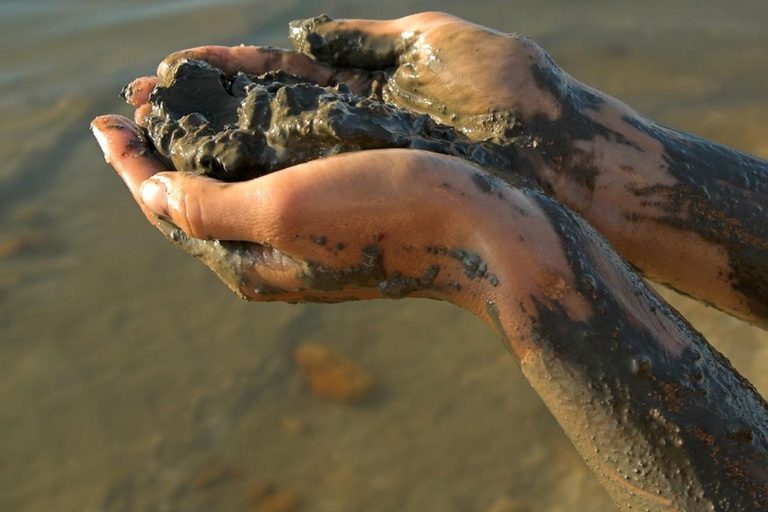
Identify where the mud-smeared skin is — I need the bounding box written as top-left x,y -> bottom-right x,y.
525,191 -> 768,511
287,14 -> 768,323
377,264 -> 440,299
489,61 -> 768,323
449,249 -> 499,286
621,116 -> 768,322
142,59 -> 523,183
290,15 -> 399,71
471,57 -> 768,323
154,218 -> 272,300
299,245 -> 385,292
516,62 -> 642,192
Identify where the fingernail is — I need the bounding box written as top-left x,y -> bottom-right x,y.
90,118 -> 111,162
140,178 -> 168,215
157,61 -> 170,77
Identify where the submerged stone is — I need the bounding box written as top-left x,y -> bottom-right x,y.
294,342 -> 375,403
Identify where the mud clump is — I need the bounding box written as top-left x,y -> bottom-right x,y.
141,59 -> 519,182
294,342 -> 375,403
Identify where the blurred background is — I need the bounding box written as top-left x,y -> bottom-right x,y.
1,1 -> 767,511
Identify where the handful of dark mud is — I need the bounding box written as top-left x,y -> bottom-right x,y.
140,59 -> 519,182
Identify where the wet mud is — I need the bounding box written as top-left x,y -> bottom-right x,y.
141,59 -> 521,182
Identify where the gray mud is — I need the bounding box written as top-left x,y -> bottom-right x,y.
141,59 -> 523,183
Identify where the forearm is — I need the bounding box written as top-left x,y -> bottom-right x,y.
509,61 -> 768,327
474,189 -> 768,511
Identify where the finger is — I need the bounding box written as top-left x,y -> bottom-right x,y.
91,115 -> 301,296
138,171 -> 266,242
136,149 -> 444,245
288,12 -> 459,69
157,44 -> 386,97
158,45 -> 336,84
91,115 -> 169,208
120,76 -> 159,106
134,103 -> 151,125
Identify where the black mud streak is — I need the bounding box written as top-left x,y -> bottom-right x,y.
300,245 -> 385,292
530,191 -> 768,511
377,264 -> 440,299
449,248 -> 499,286
621,115 -> 768,322
512,62 -> 643,192
142,59 -> 523,182
446,281 -> 462,292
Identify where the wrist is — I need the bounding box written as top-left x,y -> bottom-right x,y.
447,185 -> 594,361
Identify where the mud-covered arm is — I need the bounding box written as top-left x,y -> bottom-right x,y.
526,72 -> 768,329
477,188 -> 768,512
279,13 -> 768,327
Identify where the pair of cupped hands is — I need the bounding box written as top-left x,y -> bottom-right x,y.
92,12 -> 573,313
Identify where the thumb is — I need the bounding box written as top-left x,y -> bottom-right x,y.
139,172 -> 264,242
289,14 -> 409,69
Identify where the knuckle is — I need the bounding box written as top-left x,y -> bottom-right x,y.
265,47 -> 283,70
184,193 -> 207,240
171,181 -> 207,239
410,11 -> 452,24
263,181 -> 304,240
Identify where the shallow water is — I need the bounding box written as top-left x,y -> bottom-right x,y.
0,1 -> 766,511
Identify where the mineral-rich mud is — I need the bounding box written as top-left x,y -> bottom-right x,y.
141,59 -> 525,183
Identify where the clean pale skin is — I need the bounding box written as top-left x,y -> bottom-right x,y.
94,12 -> 768,511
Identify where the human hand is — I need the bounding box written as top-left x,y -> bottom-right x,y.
90,114 -> 554,314
286,12 -> 567,138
